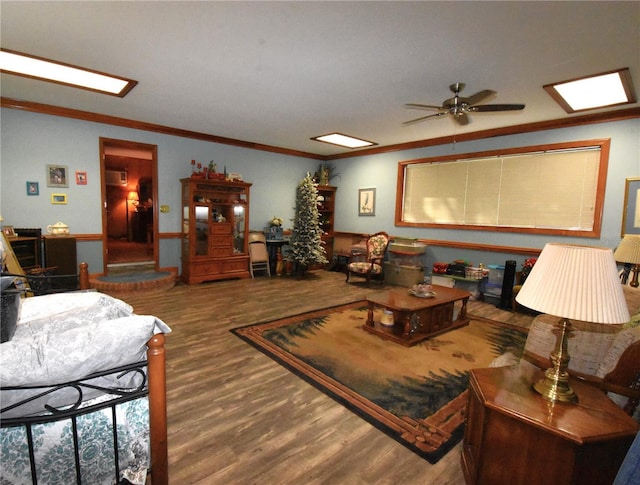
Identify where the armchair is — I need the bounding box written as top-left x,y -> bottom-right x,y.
345,231 -> 390,285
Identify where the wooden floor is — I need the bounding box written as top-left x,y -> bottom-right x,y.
121,271 -> 501,484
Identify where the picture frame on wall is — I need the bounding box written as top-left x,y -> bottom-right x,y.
26,181 -> 39,196
621,176 -> 640,236
75,171 -> 87,185
358,188 -> 376,216
47,164 -> 69,187
51,193 -> 67,205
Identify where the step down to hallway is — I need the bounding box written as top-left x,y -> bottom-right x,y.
91,268 -> 176,297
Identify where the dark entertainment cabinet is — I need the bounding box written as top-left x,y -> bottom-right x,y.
43,235 -> 77,274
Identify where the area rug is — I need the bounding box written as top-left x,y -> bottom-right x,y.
231,301 -> 527,463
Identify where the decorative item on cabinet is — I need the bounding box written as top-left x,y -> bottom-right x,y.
180,178 -> 252,284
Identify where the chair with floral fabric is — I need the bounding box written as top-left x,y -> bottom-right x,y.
345,231 -> 389,285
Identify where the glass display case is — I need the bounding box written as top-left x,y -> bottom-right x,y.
181,178 -> 252,284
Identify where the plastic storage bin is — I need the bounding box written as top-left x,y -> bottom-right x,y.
485,264 -> 505,297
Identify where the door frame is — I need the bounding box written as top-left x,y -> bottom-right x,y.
99,137 -> 159,274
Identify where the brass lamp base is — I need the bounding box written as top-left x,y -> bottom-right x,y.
533,369 -> 577,403
630,264 -> 640,288
532,318 -> 578,404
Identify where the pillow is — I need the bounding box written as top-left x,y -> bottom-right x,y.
18,292 -> 133,325
622,285 -> 640,315
1,313 -> 171,418
524,314 -> 619,376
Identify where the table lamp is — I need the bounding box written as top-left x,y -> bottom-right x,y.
515,243 -> 629,403
614,234 -> 640,288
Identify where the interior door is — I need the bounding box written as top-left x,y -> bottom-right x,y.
99,138 -> 159,273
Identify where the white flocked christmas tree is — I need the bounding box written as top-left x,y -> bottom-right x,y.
290,173 -> 328,273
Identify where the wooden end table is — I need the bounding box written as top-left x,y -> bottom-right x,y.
462,362 -> 639,485
364,285 -> 470,346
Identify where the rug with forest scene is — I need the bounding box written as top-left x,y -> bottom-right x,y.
231,301 -> 527,463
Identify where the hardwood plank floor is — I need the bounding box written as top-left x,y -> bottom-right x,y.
121,271 -> 479,484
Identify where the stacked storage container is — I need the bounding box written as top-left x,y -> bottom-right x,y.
382,238 -> 426,287
484,264 -> 505,306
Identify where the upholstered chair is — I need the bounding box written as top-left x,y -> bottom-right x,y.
345,232 -> 390,285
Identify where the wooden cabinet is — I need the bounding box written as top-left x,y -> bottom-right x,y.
181,178 -> 252,284
462,364 -> 638,485
316,185 -> 336,264
43,235 -> 77,274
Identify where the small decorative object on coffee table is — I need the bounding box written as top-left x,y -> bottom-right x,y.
364,285 -> 470,346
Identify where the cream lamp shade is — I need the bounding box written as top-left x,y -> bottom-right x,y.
515,243 -> 629,403
516,243 -> 629,324
614,234 -> 640,287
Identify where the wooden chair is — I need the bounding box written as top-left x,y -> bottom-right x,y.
345,231 -> 389,285
248,232 -> 270,278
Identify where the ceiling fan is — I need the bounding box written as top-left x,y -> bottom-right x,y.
403,83 -> 525,126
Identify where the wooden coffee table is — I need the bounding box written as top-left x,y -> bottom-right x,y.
364,285 -> 471,346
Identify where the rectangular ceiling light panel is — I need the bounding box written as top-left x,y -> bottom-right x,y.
0,49 -> 137,97
311,133 -> 377,149
544,68 -> 636,113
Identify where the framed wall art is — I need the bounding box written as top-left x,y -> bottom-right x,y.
358,188 -> 376,216
51,193 -> 67,205
75,171 -> 87,185
621,176 -> 640,236
26,181 -> 39,196
47,164 -> 69,187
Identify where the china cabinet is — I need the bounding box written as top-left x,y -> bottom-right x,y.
180,178 -> 252,284
316,185 -> 336,263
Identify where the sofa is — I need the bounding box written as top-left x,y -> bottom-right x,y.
491,284 -> 640,419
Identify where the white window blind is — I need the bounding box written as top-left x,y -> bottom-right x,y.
400,141 -> 606,236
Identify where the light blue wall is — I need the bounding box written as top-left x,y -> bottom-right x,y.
1,108 -> 638,275
0,109 -> 316,272
330,118 -> 640,269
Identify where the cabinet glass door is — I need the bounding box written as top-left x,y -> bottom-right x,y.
194,205 -> 210,256
233,204 -> 246,254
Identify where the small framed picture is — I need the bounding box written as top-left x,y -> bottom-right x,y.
51,193 -> 67,205
358,188 -> 376,216
2,226 -> 16,238
75,171 -> 87,185
26,181 -> 39,196
47,164 -> 69,187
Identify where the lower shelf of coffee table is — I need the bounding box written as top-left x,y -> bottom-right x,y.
363,303 -> 469,346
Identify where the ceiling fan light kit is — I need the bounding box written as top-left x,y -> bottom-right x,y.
404,83 -> 525,126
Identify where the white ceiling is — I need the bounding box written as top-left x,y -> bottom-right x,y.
1,1 -> 638,157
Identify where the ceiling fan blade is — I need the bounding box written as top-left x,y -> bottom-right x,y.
405,103 -> 444,111
464,89 -> 496,106
471,103 -> 525,112
402,112 -> 447,126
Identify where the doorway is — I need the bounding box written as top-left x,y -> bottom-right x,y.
100,138 -> 159,274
